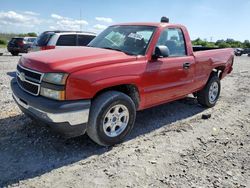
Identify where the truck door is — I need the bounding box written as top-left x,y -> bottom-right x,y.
143,27 -> 195,107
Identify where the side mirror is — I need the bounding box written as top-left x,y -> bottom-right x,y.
153,45 -> 170,59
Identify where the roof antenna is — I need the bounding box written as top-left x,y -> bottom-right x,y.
161,16 -> 169,23
80,8 -> 82,31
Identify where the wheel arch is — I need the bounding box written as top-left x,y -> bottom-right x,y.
93,84 -> 141,109
211,66 -> 226,79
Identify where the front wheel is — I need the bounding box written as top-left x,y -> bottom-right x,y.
87,91 -> 136,146
197,75 -> 221,108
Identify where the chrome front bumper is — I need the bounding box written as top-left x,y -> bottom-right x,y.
13,93 -> 89,126
11,78 -> 91,129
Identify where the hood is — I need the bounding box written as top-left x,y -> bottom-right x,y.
19,47 -> 137,73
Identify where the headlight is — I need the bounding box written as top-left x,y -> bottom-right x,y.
42,73 -> 68,85
40,87 -> 65,100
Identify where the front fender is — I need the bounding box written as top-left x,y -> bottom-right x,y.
65,57 -> 147,100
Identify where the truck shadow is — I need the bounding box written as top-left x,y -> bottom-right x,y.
0,97 -> 205,186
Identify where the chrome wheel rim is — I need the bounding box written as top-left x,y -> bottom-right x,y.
103,104 -> 129,137
209,82 -> 219,104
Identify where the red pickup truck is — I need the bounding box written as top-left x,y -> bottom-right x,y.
11,20 -> 234,146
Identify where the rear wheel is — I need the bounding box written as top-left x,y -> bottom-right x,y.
87,91 -> 136,146
197,75 -> 221,107
11,52 -> 19,56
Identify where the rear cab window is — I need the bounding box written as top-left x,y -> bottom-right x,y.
56,35 -> 77,46
77,35 -> 95,46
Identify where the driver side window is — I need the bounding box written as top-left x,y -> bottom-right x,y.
157,28 -> 186,57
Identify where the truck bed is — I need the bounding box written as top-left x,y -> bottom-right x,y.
193,48 -> 233,63
193,48 -> 234,89
193,46 -> 220,52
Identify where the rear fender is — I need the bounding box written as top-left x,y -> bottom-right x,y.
218,56 -> 234,79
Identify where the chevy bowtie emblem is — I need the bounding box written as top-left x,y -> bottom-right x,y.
19,72 -> 25,81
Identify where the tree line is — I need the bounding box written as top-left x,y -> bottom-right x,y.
192,38 -> 250,49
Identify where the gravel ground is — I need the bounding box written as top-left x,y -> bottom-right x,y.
0,49 -> 249,188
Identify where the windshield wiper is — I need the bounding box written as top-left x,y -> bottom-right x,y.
102,47 -> 123,52
101,47 -> 135,56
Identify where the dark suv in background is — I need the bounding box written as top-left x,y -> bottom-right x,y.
234,48 -> 250,56
234,48 -> 244,56
29,31 -> 96,52
7,37 -> 36,56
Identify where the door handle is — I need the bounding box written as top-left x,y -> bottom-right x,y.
183,62 -> 191,69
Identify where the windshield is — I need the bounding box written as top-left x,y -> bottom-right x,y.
88,25 -> 156,55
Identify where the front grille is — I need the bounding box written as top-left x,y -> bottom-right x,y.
17,64 -> 42,83
17,76 -> 39,95
16,64 -> 44,96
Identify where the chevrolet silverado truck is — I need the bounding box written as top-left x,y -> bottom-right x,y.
11,19 -> 234,146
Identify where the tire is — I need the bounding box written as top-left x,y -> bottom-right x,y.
87,91 -> 136,146
11,52 -> 19,56
197,75 -> 221,108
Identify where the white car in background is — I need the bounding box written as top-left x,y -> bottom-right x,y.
29,31 -> 96,52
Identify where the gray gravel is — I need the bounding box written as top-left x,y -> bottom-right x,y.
0,49 -> 249,188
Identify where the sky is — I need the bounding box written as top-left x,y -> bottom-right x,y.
0,0 -> 250,42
